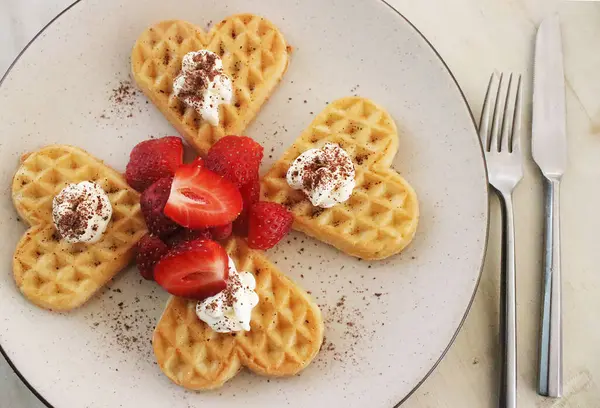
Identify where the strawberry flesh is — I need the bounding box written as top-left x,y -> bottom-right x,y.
154,239 -> 229,300
164,164 -> 242,229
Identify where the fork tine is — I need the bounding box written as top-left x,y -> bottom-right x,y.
479,74 -> 496,151
500,73 -> 515,152
490,73 -> 505,152
511,74 -> 523,153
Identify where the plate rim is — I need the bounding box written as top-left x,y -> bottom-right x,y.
0,1 -> 490,406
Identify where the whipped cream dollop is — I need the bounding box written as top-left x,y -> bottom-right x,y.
173,50 -> 233,126
52,181 -> 112,243
286,143 -> 356,208
196,257 -> 259,333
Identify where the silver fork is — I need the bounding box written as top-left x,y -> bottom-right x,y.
480,72 -> 523,408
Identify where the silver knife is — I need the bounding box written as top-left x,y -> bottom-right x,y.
532,14 -> 567,398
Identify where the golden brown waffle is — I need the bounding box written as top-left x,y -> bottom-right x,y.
153,237 -> 323,390
261,97 -> 419,260
12,145 -> 146,311
131,15 -> 290,155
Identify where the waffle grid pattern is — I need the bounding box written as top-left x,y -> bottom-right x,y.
131,15 -> 289,154
261,97 -> 419,260
12,145 -> 146,311
153,237 -> 323,390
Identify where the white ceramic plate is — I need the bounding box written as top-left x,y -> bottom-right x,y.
0,0 -> 488,407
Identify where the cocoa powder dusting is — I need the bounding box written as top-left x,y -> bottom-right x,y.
316,294 -> 368,368
99,80 -> 140,120
54,190 -> 95,241
294,144 -> 354,196
110,81 -> 137,104
86,286 -> 165,369
175,51 -> 223,113
54,196 -> 86,239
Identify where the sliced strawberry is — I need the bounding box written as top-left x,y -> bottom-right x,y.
165,228 -> 211,248
205,136 -> 263,187
232,177 -> 260,236
126,136 -> 183,192
140,177 -> 179,237
164,164 -> 243,229
136,234 -> 169,280
154,239 -> 229,300
210,223 -> 232,241
248,202 -> 293,250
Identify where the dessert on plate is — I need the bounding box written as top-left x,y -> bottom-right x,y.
129,16 -> 324,386
11,145 -> 146,311
123,134 -> 323,390
8,8 -> 421,395
131,14 -> 290,154
153,238 -> 323,390
262,97 -> 420,260
132,14 -> 418,261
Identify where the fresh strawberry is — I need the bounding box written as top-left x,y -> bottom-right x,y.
248,202 -> 293,250
205,136 -> 263,187
136,234 -> 169,280
126,136 -> 183,192
190,156 -> 204,169
210,223 -> 232,241
240,177 -> 261,206
164,164 -> 243,229
232,177 -> 260,236
140,177 -> 179,238
165,228 -> 211,248
232,217 -> 249,237
154,239 -> 229,300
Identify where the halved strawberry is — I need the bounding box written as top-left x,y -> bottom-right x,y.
125,136 -> 184,192
140,177 -> 179,237
154,239 -> 229,300
232,177 -> 260,236
205,136 -> 263,187
248,202 -> 293,250
135,234 -> 169,280
164,164 -> 243,229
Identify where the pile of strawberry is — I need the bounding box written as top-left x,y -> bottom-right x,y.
126,135 -> 293,300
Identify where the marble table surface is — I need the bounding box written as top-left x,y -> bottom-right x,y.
2,0 -> 599,407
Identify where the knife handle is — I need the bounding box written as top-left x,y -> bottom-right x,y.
538,177 -> 563,398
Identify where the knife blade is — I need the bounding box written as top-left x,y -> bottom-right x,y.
533,14 -> 566,399
532,15 -> 567,176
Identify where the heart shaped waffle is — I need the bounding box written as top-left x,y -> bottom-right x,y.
261,97 -> 419,260
153,237 -> 323,390
131,15 -> 290,155
11,146 -> 146,311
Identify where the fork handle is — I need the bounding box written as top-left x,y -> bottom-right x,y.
499,192 -> 517,408
538,178 -> 563,397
